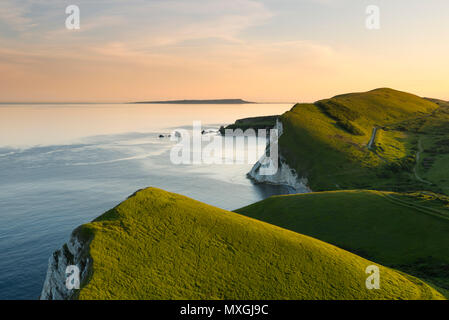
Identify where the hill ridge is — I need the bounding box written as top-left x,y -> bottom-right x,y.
41,187 -> 445,300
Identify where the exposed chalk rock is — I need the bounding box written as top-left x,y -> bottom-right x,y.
40,228 -> 92,300
248,120 -> 312,194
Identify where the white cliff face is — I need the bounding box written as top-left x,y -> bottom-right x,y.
248,159 -> 311,193
248,120 -> 312,194
40,229 -> 92,300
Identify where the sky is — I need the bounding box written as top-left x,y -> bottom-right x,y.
0,0 -> 448,102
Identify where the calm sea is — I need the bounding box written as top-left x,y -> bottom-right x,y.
0,103 -> 292,299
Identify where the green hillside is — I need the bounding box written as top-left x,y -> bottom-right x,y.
323,88 -> 437,123
406,100 -> 449,195
236,190 -> 449,295
74,188 -> 443,300
219,115 -> 278,135
279,88 -> 447,192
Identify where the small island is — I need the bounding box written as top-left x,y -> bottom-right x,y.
132,99 -> 255,104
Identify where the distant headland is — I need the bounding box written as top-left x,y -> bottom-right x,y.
132,99 -> 255,104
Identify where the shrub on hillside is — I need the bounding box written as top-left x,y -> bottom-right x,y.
316,100 -> 361,122
386,155 -> 415,173
336,120 -> 365,136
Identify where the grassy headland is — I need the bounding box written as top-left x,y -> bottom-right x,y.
278,88 -> 449,193
75,188 -> 443,300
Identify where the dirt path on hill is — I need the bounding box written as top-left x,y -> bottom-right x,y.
413,138 -> 433,185
367,127 -> 378,149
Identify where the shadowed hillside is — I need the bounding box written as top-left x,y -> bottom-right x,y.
236,190 -> 449,296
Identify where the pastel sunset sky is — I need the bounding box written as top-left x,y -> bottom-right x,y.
1,0 -> 448,102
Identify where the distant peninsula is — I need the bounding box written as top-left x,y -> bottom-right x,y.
132,99 -> 255,104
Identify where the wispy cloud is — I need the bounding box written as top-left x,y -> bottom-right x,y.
1,0 -> 449,101
1,0 -> 273,44
0,1 -> 34,32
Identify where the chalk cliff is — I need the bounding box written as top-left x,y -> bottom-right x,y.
247,120 -> 311,194
40,228 -> 92,300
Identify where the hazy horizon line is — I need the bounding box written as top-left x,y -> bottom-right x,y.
0,100 -> 300,105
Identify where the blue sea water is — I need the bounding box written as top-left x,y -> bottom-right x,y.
0,103 -> 292,299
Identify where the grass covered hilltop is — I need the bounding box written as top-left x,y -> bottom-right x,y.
42,88 -> 449,300
69,188 -> 443,300
278,88 -> 449,193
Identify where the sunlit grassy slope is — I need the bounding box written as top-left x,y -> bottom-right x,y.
76,188 -> 443,300
236,190 -> 449,296
280,88 -> 440,191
